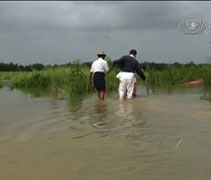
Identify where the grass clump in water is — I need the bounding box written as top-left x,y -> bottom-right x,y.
147,66 -> 209,87
10,65 -> 119,97
3,63 -> 211,99
11,66 -> 88,96
0,74 -> 2,88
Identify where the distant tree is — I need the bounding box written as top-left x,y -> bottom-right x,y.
31,63 -> 45,71
25,65 -> 32,71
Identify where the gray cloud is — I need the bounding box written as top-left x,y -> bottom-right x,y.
0,1 -> 199,32
0,1 -> 211,64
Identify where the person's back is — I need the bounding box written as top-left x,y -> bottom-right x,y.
109,49 -> 146,100
114,54 -> 146,81
91,58 -> 109,74
89,50 -> 109,101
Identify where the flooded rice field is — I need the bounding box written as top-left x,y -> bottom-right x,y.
0,85 -> 211,180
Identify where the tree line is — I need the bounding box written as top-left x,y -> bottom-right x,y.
0,60 -> 209,72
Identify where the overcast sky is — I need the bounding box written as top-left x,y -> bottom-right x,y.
1,1 -> 211,65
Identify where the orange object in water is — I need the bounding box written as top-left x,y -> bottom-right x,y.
184,78 -> 204,85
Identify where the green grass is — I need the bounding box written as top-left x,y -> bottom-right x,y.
8,65 -> 120,97
200,66 -> 211,87
147,66 -> 211,87
10,66 -> 88,96
0,74 -> 2,88
0,72 -> 20,87
2,65 -> 211,99
146,65 -> 211,101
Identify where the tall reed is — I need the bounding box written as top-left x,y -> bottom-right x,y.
147,66 -> 207,87
3,64 -> 211,98
0,72 -> 20,88
10,65 -> 120,96
0,73 -> 2,87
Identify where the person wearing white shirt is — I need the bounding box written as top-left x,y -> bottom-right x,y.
89,50 -> 109,100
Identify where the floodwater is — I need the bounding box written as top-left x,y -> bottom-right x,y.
0,85 -> 211,180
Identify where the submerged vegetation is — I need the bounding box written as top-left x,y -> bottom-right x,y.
1,60 -> 211,99
0,75 -> 2,88
146,64 -> 211,100
7,64 -> 120,97
10,66 -> 91,96
0,72 -> 18,88
147,65 -> 211,87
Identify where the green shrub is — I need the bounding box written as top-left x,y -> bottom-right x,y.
3,65 -> 211,98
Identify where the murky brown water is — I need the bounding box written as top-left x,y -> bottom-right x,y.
0,86 -> 211,180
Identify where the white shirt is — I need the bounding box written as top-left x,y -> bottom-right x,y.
90,58 -> 109,73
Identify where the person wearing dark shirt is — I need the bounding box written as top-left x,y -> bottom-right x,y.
109,49 -> 146,100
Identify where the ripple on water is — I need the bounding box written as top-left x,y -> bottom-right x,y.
1,86 -> 211,179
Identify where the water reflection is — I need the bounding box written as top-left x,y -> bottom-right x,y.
116,99 -> 147,136
67,95 -> 84,113
91,101 -> 108,128
118,100 -> 137,122
94,101 -> 108,117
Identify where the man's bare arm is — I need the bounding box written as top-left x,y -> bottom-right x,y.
108,62 -> 116,73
